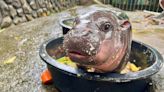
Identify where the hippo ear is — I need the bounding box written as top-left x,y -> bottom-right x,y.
120,20 -> 131,30
75,17 -> 80,24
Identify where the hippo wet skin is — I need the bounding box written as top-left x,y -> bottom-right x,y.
63,10 -> 132,73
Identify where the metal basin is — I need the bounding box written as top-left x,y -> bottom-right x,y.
59,18 -> 74,35
39,37 -> 163,92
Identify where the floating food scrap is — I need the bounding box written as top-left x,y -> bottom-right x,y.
0,29 -> 5,33
86,67 -> 95,72
3,56 -> 17,64
120,62 -> 141,74
57,57 -> 141,74
77,74 -> 81,77
57,56 -> 77,68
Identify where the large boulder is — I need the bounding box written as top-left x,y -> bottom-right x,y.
78,0 -> 94,5
0,1 -> 9,17
31,11 -> 38,18
12,0 -> 22,9
13,16 -> 27,25
25,14 -> 33,21
1,16 -> 12,28
36,9 -> 43,17
17,8 -> 24,17
4,0 -> 12,4
20,0 -> 32,14
8,5 -> 17,18
46,1 -> 54,12
0,11 -> 2,27
36,0 -> 46,8
50,0 -> 62,11
28,0 -> 39,10
13,16 -> 22,25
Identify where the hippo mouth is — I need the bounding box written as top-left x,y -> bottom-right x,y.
64,36 -> 100,65
67,49 -> 96,65
68,51 -> 87,58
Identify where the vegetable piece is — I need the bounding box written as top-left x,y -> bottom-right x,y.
41,69 -> 53,85
3,56 -> 16,64
129,63 -> 141,72
57,57 -> 77,68
120,62 -> 141,74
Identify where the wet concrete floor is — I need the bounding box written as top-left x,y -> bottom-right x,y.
0,5 -> 164,92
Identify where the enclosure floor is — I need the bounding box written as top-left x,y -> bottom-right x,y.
0,4 -> 164,92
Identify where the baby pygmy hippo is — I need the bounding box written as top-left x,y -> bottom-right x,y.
63,10 -> 132,73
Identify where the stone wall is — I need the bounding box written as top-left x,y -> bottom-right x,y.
0,0 -> 79,28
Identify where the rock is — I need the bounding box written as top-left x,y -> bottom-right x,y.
53,0 -> 62,11
31,11 -> 38,18
13,16 -> 22,25
46,1 -> 54,12
43,8 -> 50,16
50,0 -> 60,12
44,0 -> 49,7
79,0 -> 94,5
19,0 -> 26,5
42,12 -> 47,17
13,16 -> 27,25
22,2 -> 32,14
42,8 -> 47,13
21,16 -> 27,22
26,0 -> 32,3
46,11 -> 50,16
25,14 -> 33,21
4,0 -> 12,4
36,9 -> 43,17
1,16 -> 12,28
12,0 -> 22,9
69,0 -> 75,6
23,4 -> 32,14
64,1 -> 70,8
8,5 -> 17,18
36,0 -> 46,8
20,0 -> 33,14
49,0 -> 56,11
60,1 -> 67,8
0,1 -> 9,17
29,0 -> 39,10
0,11 -> 2,26
17,8 -> 24,17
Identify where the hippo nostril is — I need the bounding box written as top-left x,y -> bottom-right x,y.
80,28 -> 93,36
81,31 -> 90,36
85,28 -> 92,32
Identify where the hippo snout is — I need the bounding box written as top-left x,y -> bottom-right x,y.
64,29 -> 103,65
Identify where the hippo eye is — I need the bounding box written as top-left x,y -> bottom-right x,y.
100,22 -> 113,32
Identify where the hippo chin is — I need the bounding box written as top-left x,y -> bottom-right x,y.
63,10 -> 132,73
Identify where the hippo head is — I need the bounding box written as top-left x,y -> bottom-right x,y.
63,10 -> 132,73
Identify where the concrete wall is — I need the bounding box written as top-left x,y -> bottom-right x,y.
0,0 -> 79,28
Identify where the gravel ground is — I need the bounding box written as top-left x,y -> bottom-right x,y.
0,5 -> 164,92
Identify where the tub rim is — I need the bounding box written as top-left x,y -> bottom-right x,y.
39,37 -> 163,82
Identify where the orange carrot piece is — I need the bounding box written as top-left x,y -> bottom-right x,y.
41,69 -> 53,85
